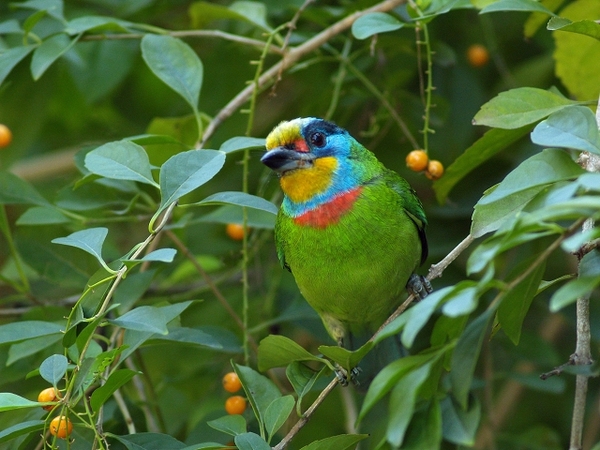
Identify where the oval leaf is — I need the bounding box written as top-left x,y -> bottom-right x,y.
39,354 -> 68,385
141,34 -> 203,113
196,191 -> 278,215
0,393 -> 40,412
85,141 -> 158,186
52,227 -> 112,272
158,149 -> 226,212
352,12 -> 403,40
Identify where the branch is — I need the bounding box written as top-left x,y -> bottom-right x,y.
199,0 -> 407,148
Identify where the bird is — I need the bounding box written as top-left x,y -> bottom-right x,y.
261,117 -> 430,384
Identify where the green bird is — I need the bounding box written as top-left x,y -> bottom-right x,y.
261,118 -> 430,383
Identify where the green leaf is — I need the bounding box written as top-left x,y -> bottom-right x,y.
85,141 -> 158,186
17,206 -> 70,225
0,170 -> 50,206
109,432 -> 186,449
471,149 -> 584,237
552,0 -> 600,101
138,248 -> 177,263
351,12 -> 403,40
401,287 -> 452,348
0,393 -> 40,412
496,257 -> 546,344
299,434 -> 369,450
189,1 -> 271,32
472,87 -> 576,129
39,354 -> 68,385
318,342 -> 373,373
219,136 -> 265,153
16,0 -> 64,21
441,396 -> 481,446
7,334 -> 62,365
441,284 -> 479,318
151,326 -> 242,353
234,432 -> 271,450
264,395 -> 295,442
387,363 -> 432,447
286,363 -> 326,413
433,126 -> 532,203
110,301 -> 193,335
52,227 -> 113,273
90,369 -> 139,412
0,320 -> 63,345
200,205 -> 275,229
195,191 -> 278,215
233,364 -> 281,435
207,414 -> 247,436
158,149 -> 226,213
65,15 -> 133,35
229,1 -> 272,32
550,275 -> 600,311
450,309 -> 494,408
141,34 -> 203,114
257,335 -> 328,372
531,105 -> 600,155
547,16 -> 600,41
401,399 -> 442,450
31,33 -> 77,80
480,0 -> 555,15
0,45 -> 35,87
0,420 -> 45,444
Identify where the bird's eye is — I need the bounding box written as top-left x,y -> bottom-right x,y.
310,132 -> 326,148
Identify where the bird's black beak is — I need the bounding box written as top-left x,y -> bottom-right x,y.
260,148 -> 315,174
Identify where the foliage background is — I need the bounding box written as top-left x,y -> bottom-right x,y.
0,0 -> 599,449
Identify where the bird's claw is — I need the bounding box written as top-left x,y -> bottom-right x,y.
406,274 -> 432,300
334,365 -> 361,387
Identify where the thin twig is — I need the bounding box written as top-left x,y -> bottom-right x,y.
199,0 -> 406,148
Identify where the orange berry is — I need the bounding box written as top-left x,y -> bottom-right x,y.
0,124 -> 12,148
38,387 -> 60,411
222,372 -> 242,393
467,44 -> 490,68
226,223 -> 246,241
225,395 -> 246,415
49,416 -> 73,439
425,160 -> 444,180
406,150 -> 429,172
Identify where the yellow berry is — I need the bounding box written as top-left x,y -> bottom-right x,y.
425,160 -> 444,180
222,372 -> 242,393
226,223 -> 246,241
49,416 -> 73,439
467,44 -> 490,68
225,395 -> 246,415
38,387 -> 60,411
0,124 -> 12,148
405,150 -> 429,172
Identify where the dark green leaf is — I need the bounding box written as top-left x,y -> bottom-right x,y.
386,363 -> 432,447
0,170 -> 50,206
151,326 -> 242,353
433,126 -> 532,203
0,393 -> 40,412
109,301 -> 193,334
39,354 -> 68,385
401,399 -> 442,450
85,141 -> 158,186
318,342 -> 373,373
299,434 -> 369,450
195,191 -> 278,215
258,335 -> 328,372
265,395 -> 295,442
31,33 -> 77,80
52,227 -> 112,272
401,287 -> 452,348
7,334 -> 62,365
90,369 -> 139,412
158,150 -> 226,214
441,396 -> 481,446
219,136 -> 265,153
473,87 -> 575,129
141,34 -> 203,114
234,432 -> 271,450
351,12 -> 403,40
207,414 -> 247,436
0,321 -> 63,345
450,309 -> 494,407
286,363 -> 326,413
0,420 -> 45,444
110,432 -> 186,449
531,105 -> 600,154
0,46 -> 35,87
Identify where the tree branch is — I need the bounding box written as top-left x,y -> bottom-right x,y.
199,0 -> 406,148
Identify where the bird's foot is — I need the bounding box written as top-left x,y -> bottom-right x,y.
334,364 -> 361,387
406,274 -> 432,300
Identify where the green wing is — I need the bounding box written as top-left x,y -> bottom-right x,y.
384,169 -> 429,265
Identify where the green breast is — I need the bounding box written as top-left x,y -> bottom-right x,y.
275,181 -> 422,334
